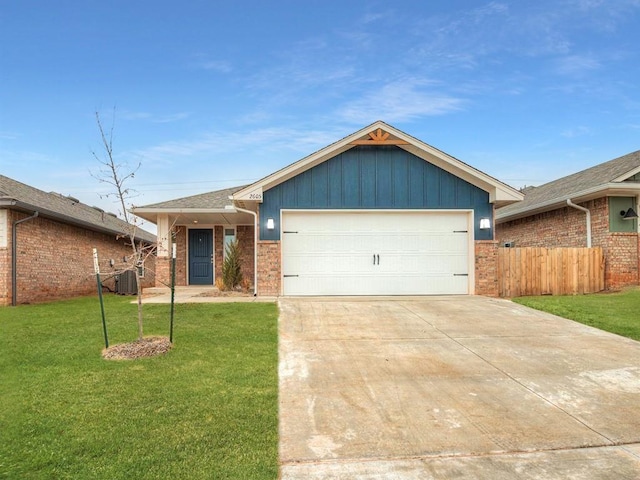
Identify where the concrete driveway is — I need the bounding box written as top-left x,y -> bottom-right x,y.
278,296 -> 640,479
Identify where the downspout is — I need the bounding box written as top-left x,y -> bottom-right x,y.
12,211 -> 39,306
566,199 -> 591,248
233,205 -> 258,296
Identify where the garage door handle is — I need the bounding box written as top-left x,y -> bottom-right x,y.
377,254 -> 380,265
373,254 -> 376,265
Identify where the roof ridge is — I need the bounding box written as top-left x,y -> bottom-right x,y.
0,174 -> 155,242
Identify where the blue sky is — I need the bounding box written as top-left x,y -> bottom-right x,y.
2,0 -> 640,227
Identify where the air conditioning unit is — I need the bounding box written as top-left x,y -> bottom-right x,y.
115,270 -> 138,295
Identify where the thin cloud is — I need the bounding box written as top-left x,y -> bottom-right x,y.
561,126 -> 593,138
337,80 -> 465,124
121,111 -> 191,123
555,54 -> 601,76
189,54 -> 233,73
0,131 -> 19,140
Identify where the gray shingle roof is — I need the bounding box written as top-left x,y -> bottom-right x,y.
497,150 -> 640,220
138,185 -> 248,209
0,175 -> 156,243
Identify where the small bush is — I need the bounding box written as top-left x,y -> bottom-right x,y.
222,239 -> 243,290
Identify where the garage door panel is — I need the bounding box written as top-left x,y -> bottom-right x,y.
281,211 -> 471,295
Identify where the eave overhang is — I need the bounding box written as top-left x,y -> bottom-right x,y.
131,206 -> 254,226
496,182 -> 640,223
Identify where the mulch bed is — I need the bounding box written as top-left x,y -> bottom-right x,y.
102,336 -> 172,360
195,289 -> 251,297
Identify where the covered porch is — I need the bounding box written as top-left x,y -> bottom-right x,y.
133,187 -> 257,291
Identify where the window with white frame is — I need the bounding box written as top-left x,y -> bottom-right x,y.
223,227 -> 236,259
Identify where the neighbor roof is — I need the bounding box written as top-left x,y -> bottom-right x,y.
0,175 -> 156,243
496,150 -> 640,222
132,185 -> 255,226
233,120 -> 524,207
136,185 -> 247,210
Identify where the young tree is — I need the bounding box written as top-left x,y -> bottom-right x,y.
92,109 -> 152,341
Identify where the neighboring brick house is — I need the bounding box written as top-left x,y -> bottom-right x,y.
496,150 -> 640,290
0,175 -> 156,306
134,121 -> 523,297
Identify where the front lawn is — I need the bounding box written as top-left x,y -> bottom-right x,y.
0,296 -> 278,479
513,288 -> 640,341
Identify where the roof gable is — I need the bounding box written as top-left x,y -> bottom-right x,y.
497,150 -> 640,222
0,175 -> 155,243
232,121 -> 522,207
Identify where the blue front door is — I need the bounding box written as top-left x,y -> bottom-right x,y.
189,229 -> 213,285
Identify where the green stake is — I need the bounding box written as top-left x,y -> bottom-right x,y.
93,248 -> 109,348
170,243 -> 176,343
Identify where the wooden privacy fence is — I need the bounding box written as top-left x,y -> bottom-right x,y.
498,247 -> 605,297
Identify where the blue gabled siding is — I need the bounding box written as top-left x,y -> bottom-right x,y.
261,145 -> 493,240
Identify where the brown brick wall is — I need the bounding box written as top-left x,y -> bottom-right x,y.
157,225 -> 255,288
236,225 -> 255,287
496,197 -> 639,290
1,209 -> 154,306
257,240 -> 280,296
475,240 -> 499,297
214,226 -> 224,282
606,233 -> 639,289
496,198 -> 608,248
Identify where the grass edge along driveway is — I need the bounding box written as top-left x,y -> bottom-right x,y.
0,296 -> 278,479
513,287 -> 640,342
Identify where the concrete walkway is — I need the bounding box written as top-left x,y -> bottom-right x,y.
139,286 -> 277,304
278,296 -> 640,479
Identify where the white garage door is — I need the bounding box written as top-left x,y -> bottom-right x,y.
281,210 -> 471,296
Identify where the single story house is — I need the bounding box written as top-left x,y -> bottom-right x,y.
0,175 -> 156,306
496,150 -> 640,290
133,121 -> 523,296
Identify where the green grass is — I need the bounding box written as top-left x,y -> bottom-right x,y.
513,288 -> 640,341
0,295 -> 278,479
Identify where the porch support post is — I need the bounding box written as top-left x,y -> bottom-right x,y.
157,214 -> 170,258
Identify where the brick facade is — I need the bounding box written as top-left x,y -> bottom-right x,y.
606,233 -> 639,289
496,197 -> 639,290
155,225 -> 255,289
475,240 -> 499,297
257,241 -> 281,296
236,225 -> 255,287
0,209 -> 155,306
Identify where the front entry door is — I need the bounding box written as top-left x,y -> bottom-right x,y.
189,229 -> 213,285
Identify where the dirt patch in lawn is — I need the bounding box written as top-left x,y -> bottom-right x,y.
102,336 -> 172,360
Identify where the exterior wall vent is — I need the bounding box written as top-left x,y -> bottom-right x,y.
503,241 -> 515,248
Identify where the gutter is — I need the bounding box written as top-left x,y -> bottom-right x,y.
230,205 -> 258,296
566,199 -> 591,248
497,182 -> 640,223
12,211 -> 39,306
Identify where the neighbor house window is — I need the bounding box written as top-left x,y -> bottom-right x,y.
223,227 -> 236,259
609,197 -> 638,233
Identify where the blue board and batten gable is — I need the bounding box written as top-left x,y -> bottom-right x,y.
260,145 -> 493,240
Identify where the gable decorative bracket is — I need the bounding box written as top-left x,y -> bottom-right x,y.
349,128 -> 409,146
